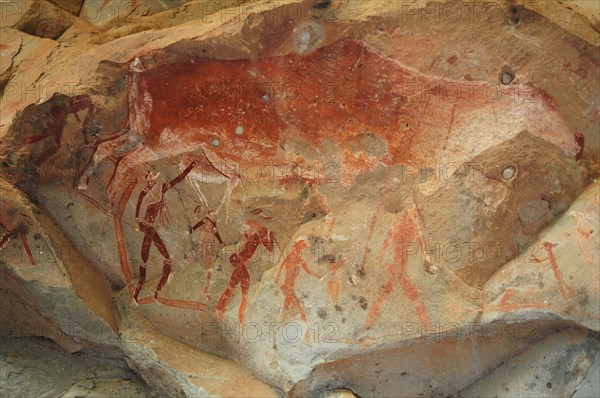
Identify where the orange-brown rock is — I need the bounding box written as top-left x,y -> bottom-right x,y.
0,0 -> 598,396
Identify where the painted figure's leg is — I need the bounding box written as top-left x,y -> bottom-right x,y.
399,274 -> 430,329
19,230 -> 35,266
365,278 -> 395,329
289,293 -> 306,322
282,294 -> 292,319
133,231 -> 152,301
238,269 -> 250,324
216,270 -> 241,319
133,264 -> 147,301
204,265 -> 212,301
0,231 -> 11,251
151,228 -> 172,298
154,258 -> 172,298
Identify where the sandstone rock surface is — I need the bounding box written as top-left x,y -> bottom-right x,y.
0,0 -> 598,396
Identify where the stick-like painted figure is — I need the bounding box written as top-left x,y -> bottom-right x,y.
23,94 -> 94,166
133,161 -> 198,301
327,257 -> 346,304
0,221 -> 35,266
216,220 -> 277,323
532,242 -> 577,304
275,239 -> 322,321
191,209 -> 224,300
365,207 -> 432,330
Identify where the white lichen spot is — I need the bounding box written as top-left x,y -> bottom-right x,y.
211,137 -> 221,147
428,265 -> 439,274
501,166 -> 516,180
235,125 -> 244,135
131,57 -> 144,73
293,22 -> 324,55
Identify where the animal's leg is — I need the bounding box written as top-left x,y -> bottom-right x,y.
69,95 -> 95,144
78,135 -> 125,191
77,101 -> 132,191
199,146 -> 238,221
186,173 -> 208,207
35,145 -> 59,167
106,146 -> 152,204
214,176 -> 240,221
23,132 -> 53,144
106,156 -> 124,193
80,101 -> 95,145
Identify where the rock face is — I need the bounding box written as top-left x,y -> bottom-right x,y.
0,335 -> 157,398
0,0 -> 598,396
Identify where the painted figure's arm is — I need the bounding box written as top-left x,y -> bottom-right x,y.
275,261 -> 285,284
301,260 -> 322,279
135,188 -> 149,219
164,160 -> 198,193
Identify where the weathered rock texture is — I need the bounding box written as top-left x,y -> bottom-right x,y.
0,0 -> 598,396
0,335 -> 158,397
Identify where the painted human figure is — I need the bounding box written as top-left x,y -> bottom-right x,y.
531,242 -> 577,304
191,210 -> 224,300
133,161 -> 198,301
216,220 -> 277,323
0,220 -> 35,266
365,207 -> 433,330
327,257 -> 346,304
275,239 -> 322,322
23,95 -> 94,166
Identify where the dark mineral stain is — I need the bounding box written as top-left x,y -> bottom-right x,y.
317,308 -> 328,319
447,55 -> 458,65
575,131 -> 584,161
311,0 -> 331,10
358,296 -> 368,310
